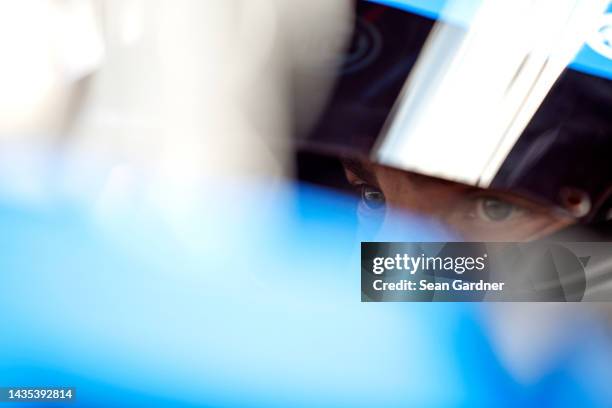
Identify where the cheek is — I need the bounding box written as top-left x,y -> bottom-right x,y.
515,216 -> 574,240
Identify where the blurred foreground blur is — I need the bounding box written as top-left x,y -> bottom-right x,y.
1,1 -> 612,407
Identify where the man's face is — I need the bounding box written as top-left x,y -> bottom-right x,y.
343,159 -> 574,241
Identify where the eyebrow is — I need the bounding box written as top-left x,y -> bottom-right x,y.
341,158 -> 378,185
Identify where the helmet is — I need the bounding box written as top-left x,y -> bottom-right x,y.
297,0 -> 612,239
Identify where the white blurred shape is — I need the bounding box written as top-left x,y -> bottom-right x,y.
56,0 -> 350,214
55,0 -> 105,81
0,0 -> 59,135
117,0 -> 145,46
375,0 -> 609,187
0,0 -> 352,215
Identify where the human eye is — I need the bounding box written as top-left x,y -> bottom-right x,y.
473,196 -> 524,222
359,183 -> 386,210
443,192 -> 546,240
348,181 -> 386,219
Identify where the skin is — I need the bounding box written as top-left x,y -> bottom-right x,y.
343,159 -> 574,241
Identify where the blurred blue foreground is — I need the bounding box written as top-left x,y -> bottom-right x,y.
0,182 -> 611,407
